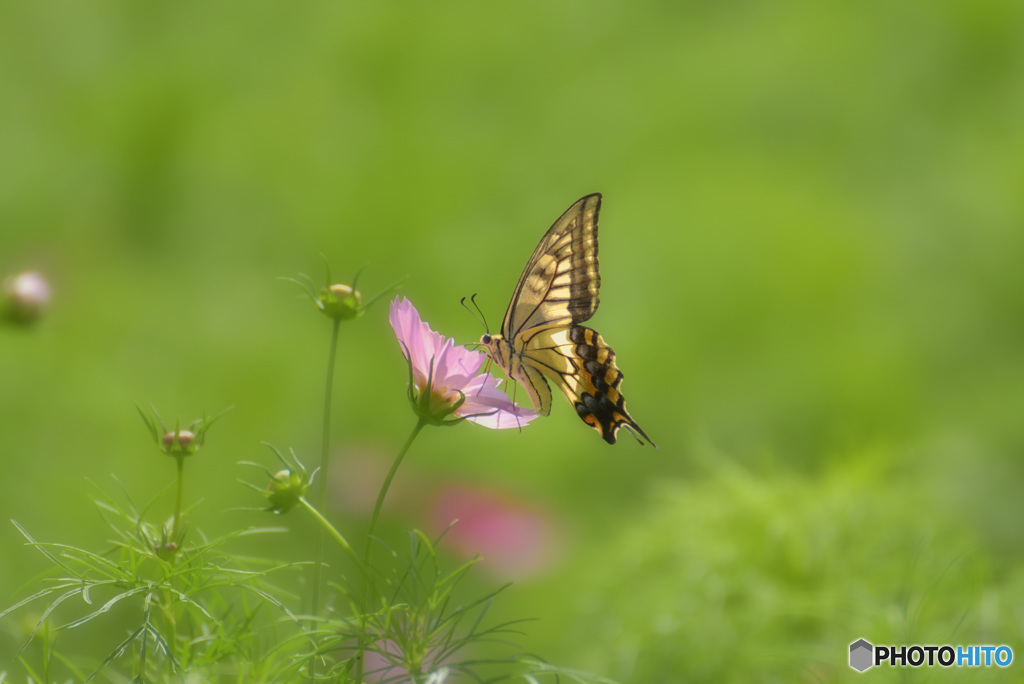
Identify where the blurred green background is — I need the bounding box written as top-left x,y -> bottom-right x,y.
2,0 -> 1023,681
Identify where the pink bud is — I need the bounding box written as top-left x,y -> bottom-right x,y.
4,271 -> 52,322
162,429 -> 196,452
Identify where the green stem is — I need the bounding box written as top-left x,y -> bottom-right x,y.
299,497 -> 370,584
311,318 -> 341,679
162,453 -> 185,667
162,587 -> 177,669
171,454 -> 185,544
364,418 -> 427,568
354,418 -> 427,683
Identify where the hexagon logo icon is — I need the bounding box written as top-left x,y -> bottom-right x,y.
850,639 -> 874,672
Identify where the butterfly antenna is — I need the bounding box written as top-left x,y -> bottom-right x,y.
460,293 -> 491,333
471,293 -> 491,332
460,295 -> 492,398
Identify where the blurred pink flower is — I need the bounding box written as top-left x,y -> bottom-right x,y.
389,297 -> 535,428
431,483 -> 561,580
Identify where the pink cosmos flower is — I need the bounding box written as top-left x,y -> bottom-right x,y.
389,297 -> 535,429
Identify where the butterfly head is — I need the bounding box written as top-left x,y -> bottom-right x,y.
479,332 -> 509,369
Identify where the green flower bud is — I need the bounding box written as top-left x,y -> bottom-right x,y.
282,262 -> 403,324
266,468 -> 307,514
319,283 -> 364,321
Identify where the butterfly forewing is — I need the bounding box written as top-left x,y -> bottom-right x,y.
502,193 -> 601,338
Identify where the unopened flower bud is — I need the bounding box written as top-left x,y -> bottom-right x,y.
3,271 -> 52,323
319,283 -> 363,321
266,468 -> 307,514
154,541 -> 179,560
162,429 -> 196,455
139,406 -> 228,461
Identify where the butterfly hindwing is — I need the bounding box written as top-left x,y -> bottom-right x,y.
519,325 -> 655,446
483,193 -> 655,447
564,325 -> 654,445
509,354 -> 554,416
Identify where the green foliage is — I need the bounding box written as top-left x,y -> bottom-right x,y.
565,450 -> 1021,682
1,477 -> 613,682
3,483 -> 305,681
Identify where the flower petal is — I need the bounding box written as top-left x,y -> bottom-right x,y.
458,373 -> 538,429
389,297 -> 443,386
436,342 -> 485,389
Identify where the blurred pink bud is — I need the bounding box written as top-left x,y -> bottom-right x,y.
3,271 -> 52,323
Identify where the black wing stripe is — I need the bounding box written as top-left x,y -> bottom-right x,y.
508,250 -> 576,337
510,263 -> 599,339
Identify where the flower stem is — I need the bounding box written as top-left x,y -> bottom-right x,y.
311,317 -> 341,679
171,454 -> 185,543
299,497 -> 370,583
365,418 -> 426,566
354,417 -> 427,683
312,320 -> 341,606
163,453 -> 187,666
